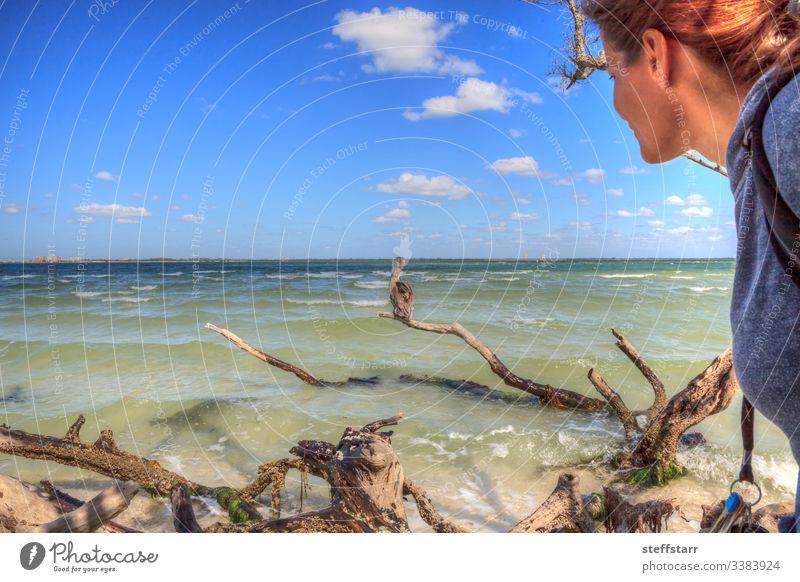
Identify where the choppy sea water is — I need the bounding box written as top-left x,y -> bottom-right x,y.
0,259 -> 796,531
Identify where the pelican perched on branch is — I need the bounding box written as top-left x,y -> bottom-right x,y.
389,256 -> 414,320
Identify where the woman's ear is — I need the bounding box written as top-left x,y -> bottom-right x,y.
641,28 -> 671,89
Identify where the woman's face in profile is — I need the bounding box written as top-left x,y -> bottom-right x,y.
602,32 -> 685,164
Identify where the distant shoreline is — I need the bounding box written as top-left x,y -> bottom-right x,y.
2,257 -> 737,264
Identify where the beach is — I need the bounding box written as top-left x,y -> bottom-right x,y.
1,258 -> 795,531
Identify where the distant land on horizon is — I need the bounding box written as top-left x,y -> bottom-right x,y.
4,256 -> 738,264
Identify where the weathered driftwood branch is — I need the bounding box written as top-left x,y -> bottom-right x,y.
584,328 -> 737,485
205,322 -> 324,386
510,472 -> 681,533
522,0 -> 606,89
1,474 -> 137,533
378,312 -> 607,412
38,480 -> 140,533
0,415 -> 260,524
403,479 -> 472,533
587,367 -> 638,438
30,481 -> 139,533
624,349 -> 737,480
238,413 -> 458,533
511,473 -> 595,532
205,323 -> 384,388
611,329 -> 668,423
603,487 -> 680,533
171,484 -> 203,533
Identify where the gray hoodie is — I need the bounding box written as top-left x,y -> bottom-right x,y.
726,66 -> 800,532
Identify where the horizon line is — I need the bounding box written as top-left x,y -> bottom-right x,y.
3,257 -> 737,263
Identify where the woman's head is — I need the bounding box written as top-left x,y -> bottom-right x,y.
582,0 -> 800,164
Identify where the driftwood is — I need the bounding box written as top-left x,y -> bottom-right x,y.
377,260 -> 737,484
510,472 -> 680,533
0,413 -> 467,534
605,348 -> 738,485
603,487 -> 681,533
377,312 -> 608,411
171,484 -> 203,533
30,481 -> 139,533
0,475 -> 139,533
206,300 -> 736,487
0,415 -> 260,524
245,414 -> 412,533
511,473 -> 595,532
205,323 -> 324,386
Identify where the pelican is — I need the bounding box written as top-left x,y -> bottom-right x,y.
389,256 -> 414,320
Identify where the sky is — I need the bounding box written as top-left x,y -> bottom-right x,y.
0,0 -> 736,260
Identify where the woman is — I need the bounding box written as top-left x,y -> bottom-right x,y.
582,0 -> 800,532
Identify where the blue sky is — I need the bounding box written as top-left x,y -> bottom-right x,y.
0,0 -> 735,260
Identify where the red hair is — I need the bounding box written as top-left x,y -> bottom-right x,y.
582,0 -> 800,86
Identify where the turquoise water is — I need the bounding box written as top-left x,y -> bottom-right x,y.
0,259 -> 796,531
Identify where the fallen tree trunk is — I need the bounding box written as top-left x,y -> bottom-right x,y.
376,261 -> 737,485
0,415 -> 261,524
511,473 -> 595,533
0,475 -> 138,533
30,481 -> 139,533
377,312 -> 607,411
605,348 -> 738,485
603,487 -> 681,533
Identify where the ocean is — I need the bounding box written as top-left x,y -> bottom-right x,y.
0,258 -> 796,531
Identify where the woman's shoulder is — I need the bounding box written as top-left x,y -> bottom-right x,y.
762,69 -> 800,215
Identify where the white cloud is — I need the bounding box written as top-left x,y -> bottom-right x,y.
487,156 -> 541,177
321,41 -> 337,50
2,202 -> 21,214
73,203 -> 150,223
570,221 -> 592,230
181,213 -> 205,223
686,194 -> 708,205
573,193 -> 590,207
620,165 -> 647,175
648,220 -> 665,227
605,207 -> 654,218
607,188 -> 624,197
374,172 -> 470,200
404,78 -> 539,121
575,168 -> 606,184
512,194 -> 531,205
510,212 -> 540,222
509,128 -> 526,139
43,192 -> 54,199
333,7 -> 482,75
668,226 -> 695,234
372,207 -> 411,224
550,178 -> 573,186
708,235 -> 724,241
680,206 -> 713,218
95,170 -> 120,182
665,195 -> 685,206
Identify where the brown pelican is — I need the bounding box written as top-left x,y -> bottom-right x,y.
389,256 -> 414,320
